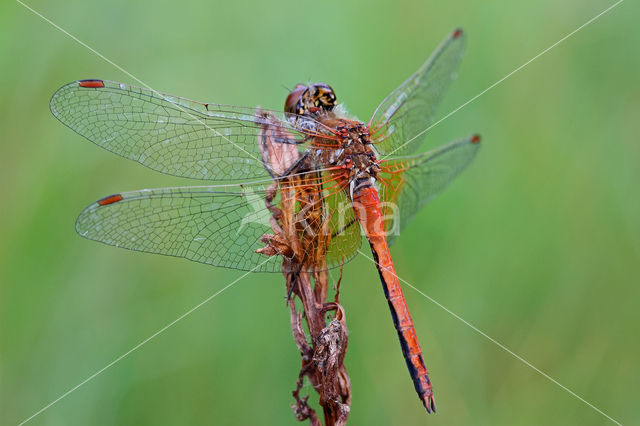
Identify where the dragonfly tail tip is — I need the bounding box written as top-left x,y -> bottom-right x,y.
422,394 -> 436,414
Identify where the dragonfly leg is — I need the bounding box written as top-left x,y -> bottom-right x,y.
286,262 -> 305,300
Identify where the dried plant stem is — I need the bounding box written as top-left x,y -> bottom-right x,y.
286,264 -> 350,426
259,180 -> 351,426
257,114 -> 351,425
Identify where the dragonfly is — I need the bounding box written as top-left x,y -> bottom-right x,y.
50,28 -> 480,413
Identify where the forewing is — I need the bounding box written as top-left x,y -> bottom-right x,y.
369,29 -> 466,156
75,183 -> 282,272
50,80 -> 323,181
378,135 -> 480,244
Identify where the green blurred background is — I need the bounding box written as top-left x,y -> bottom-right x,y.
1,0 -> 638,424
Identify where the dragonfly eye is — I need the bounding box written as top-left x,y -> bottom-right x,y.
285,83 -> 337,116
284,85 -> 308,115
310,83 -> 337,111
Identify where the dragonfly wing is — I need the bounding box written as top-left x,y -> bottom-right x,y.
378,134 -> 480,244
75,183 -> 282,272
50,80 -> 321,181
369,29 -> 466,156
322,174 -> 362,267
76,178 -> 363,272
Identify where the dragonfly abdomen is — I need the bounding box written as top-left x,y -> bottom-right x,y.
352,186 -> 436,413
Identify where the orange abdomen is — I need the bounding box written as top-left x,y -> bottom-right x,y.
352,185 -> 436,413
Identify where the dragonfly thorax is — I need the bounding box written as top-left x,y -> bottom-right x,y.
313,119 -> 381,195
341,143 -> 379,179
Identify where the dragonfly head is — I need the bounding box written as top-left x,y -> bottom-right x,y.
285,83 -> 337,116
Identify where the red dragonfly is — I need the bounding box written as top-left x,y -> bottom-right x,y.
50,28 -> 479,413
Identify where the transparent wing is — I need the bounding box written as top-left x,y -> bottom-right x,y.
322,174 -> 362,266
75,178 -> 362,273
369,29 -> 466,156
75,183 -> 283,272
50,80 -> 329,181
378,134 -> 480,244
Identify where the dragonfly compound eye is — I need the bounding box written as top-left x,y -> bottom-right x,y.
285,83 -> 337,116
311,83 -> 337,111
284,84 -> 308,115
